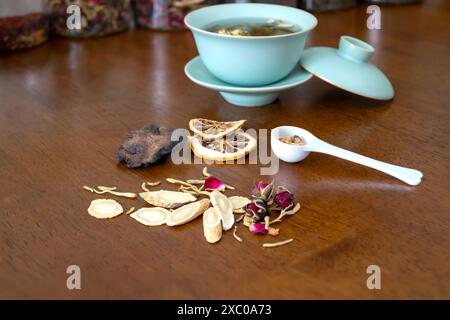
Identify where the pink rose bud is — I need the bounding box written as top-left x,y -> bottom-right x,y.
203,176 -> 225,191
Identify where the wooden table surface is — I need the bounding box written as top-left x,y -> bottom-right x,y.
1,2 -> 449,299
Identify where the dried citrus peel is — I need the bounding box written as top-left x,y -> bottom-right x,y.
189,118 -> 246,140
189,132 -> 256,162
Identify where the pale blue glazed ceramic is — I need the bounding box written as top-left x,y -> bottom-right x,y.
185,56 -> 312,107
184,3 -> 317,86
300,36 -> 394,100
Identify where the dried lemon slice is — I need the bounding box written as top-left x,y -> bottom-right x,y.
189,118 -> 246,140
189,131 -> 256,161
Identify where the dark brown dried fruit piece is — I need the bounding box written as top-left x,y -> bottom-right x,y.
116,124 -> 178,168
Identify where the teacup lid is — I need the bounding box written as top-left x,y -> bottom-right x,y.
300,36 -> 394,100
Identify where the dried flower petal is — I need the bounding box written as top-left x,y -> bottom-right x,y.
274,190 -> 294,209
249,223 -> 269,235
267,227 -> 280,236
203,176 -> 226,191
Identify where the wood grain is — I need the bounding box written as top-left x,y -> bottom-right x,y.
0,2 -> 449,299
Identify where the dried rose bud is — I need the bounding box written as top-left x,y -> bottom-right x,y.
203,176 -> 225,191
274,190 -> 294,209
252,181 -> 268,196
249,223 -> 269,235
245,199 -> 268,221
252,181 -> 274,201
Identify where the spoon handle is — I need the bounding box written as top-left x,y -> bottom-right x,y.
311,140 -> 423,186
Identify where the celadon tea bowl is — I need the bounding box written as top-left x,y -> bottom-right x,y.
184,3 -> 317,86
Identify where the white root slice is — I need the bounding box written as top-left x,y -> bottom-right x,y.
139,190 -> 197,209
233,226 -> 243,242
141,182 -> 150,192
262,238 -> 294,248
203,207 -> 222,243
88,199 -> 123,219
228,196 -> 251,211
83,185 -> 95,192
130,207 -> 169,226
97,186 -> 117,191
186,179 -> 205,185
166,199 -> 210,226
166,178 -> 196,188
126,207 -> 135,215
202,167 -> 211,177
146,181 -> 161,187
210,190 -> 234,231
269,202 -> 301,225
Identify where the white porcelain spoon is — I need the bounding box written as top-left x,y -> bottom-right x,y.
271,126 -> 423,186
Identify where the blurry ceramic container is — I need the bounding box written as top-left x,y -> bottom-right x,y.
133,0 -> 219,30
0,0 -> 48,51
364,0 -> 422,4
298,0 -> 357,12
46,0 -> 133,37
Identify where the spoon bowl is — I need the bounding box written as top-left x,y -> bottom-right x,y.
271,126 -> 423,186
271,126 -> 312,162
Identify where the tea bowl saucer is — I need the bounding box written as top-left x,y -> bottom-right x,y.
184,56 -> 312,107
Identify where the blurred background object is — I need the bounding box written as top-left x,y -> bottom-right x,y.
46,0 -> 133,37
298,0 -> 357,12
133,0 -> 219,30
364,0 -> 422,4
0,0 -> 425,50
0,0 -> 48,51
